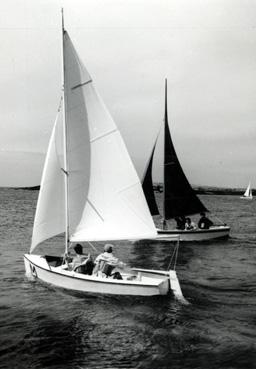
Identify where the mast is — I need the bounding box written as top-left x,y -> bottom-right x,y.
61,8 -> 70,254
162,78 -> 168,228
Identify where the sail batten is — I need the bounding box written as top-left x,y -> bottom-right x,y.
72,79 -> 92,90
90,128 -> 118,143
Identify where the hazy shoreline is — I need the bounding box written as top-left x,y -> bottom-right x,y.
153,184 -> 253,196
13,184 -> 253,196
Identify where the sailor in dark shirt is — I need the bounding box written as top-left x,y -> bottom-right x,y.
175,216 -> 186,230
198,212 -> 213,229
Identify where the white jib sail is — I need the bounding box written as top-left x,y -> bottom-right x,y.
63,32 -> 157,242
30,112 -> 65,252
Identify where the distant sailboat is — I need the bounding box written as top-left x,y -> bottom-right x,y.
240,182 -> 253,200
24,13 -> 185,299
142,79 -> 230,242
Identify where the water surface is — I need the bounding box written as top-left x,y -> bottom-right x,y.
0,188 -> 255,368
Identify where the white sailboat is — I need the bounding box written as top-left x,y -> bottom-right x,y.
24,14 -> 185,299
240,182 -> 253,200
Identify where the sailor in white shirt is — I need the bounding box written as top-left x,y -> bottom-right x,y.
93,244 -> 125,278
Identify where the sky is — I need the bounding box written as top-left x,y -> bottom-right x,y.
0,0 -> 256,188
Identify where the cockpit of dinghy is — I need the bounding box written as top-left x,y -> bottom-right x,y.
45,255 -> 64,267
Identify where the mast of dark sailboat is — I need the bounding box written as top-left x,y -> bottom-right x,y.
162,78 -> 168,229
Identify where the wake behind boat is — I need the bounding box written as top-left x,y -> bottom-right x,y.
141,79 -> 230,242
24,12 -> 185,301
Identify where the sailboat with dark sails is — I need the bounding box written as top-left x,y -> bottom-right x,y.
142,79 -> 230,242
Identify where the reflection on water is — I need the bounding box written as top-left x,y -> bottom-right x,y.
0,189 -> 255,368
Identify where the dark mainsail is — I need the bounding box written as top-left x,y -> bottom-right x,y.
143,79 -> 208,220
142,142 -> 160,216
163,79 -> 208,219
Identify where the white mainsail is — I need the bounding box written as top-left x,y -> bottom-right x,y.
31,31 -> 156,252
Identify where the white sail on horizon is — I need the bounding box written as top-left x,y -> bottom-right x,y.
30,30 -> 157,252
243,182 -> 252,198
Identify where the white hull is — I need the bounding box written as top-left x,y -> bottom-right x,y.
240,196 -> 253,200
24,254 -> 183,298
149,225 -> 230,242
